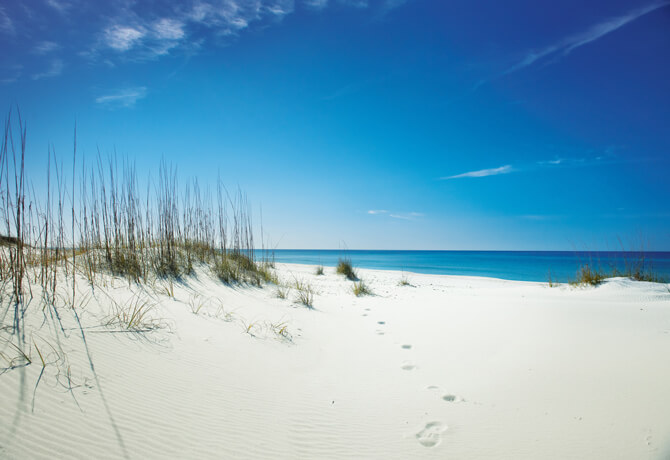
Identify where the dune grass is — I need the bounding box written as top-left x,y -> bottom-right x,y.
293,278 -> 315,308
570,264 -> 606,286
398,272 -> 412,287
105,295 -> 161,332
315,265 -> 324,276
276,285 -> 290,299
570,259 -> 666,287
0,107 -> 278,398
336,257 -> 358,281
352,280 -> 372,297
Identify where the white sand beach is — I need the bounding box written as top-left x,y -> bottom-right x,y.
2,263 -> 670,459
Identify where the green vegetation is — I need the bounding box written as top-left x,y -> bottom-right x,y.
547,269 -> 555,288
315,265 -> 324,276
570,260 -> 666,287
570,264 -> 606,286
352,280 -> 372,296
213,253 -> 276,286
105,295 -> 161,332
336,257 -> 358,281
276,285 -> 290,299
398,273 -> 412,287
293,279 -> 315,308
0,108 -> 280,395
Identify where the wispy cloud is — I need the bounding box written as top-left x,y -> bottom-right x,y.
503,1 -> 670,76
442,153 -> 632,182
267,0 -> 295,16
104,25 -> 146,52
3,0 -> 388,79
442,165 -> 513,180
304,0 -> 329,9
380,0 -> 408,14
0,6 -> 14,35
389,212 -> 423,220
33,41 -> 60,55
339,0 -> 369,8
536,156 -> 618,168
88,1 -> 299,60
539,158 -> 564,165
0,64 -> 22,85
45,0 -> 74,14
32,59 -> 64,80
153,18 -> 185,40
95,87 -> 147,109
368,210 -> 423,220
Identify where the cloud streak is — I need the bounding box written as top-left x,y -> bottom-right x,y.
95,87 -> 147,108
89,1 -> 300,61
442,165 -> 513,180
368,210 -> 423,220
304,0 -> 329,8
0,6 -> 14,35
503,1 -> 670,76
389,212 -> 423,220
441,152 -> 632,182
104,25 -> 146,52
32,59 -> 64,80
34,41 -> 60,55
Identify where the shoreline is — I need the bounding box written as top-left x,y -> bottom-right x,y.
270,251 -> 670,285
279,262 -> 546,285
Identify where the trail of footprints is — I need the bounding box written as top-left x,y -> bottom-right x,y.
367,308 -> 462,448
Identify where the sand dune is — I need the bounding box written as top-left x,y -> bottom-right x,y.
2,263 -> 670,459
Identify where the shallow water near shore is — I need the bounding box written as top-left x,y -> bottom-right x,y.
267,250 -> 670,283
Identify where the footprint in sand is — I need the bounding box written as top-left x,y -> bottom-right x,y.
401,361 -> 416,371
416,421 -> 447,447
377,321 -> 386,325
376,329 -> 385,335
442,394 -> 457,402
401,344 -> 412,349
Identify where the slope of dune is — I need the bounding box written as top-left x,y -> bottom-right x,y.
2,263 -> 669,459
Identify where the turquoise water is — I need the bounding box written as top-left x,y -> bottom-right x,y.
264,250 -> 670,283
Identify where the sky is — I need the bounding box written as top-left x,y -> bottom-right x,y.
1,0 -> 669,250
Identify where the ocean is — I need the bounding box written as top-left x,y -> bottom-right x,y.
264,250 -> 670,283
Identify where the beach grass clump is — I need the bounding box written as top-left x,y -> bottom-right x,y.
0,235 -> 23,247
268,321 -> 292,342
315,265 -> 324,276
623,266 -> 666,283
547,269 -> 556,288
188,294 -> 206,315
571,264 -> 606,286
293,279 -> 315,308
105,296 -> 161,331
276,285 -> 290,299
212,253 -> 275,286
352,280 -> 372,297
570,259 -> 666,287
398,273 -> 412,287
213,256 -> 242,284
336,258 -> 358,281
257,262 -> 279,284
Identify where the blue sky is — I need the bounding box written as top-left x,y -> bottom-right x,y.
1,0 -> 669,250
